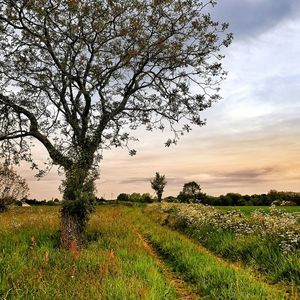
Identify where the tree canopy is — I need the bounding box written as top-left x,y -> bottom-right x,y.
183,181 -> 201,195
0,0 -> 232,169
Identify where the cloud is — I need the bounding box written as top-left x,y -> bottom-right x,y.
213,0 -> 300,40
120,177 -> 150,184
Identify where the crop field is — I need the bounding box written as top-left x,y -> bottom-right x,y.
0,205 -> 299,299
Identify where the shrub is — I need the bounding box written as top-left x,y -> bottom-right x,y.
141,193 -> 153,203
117,193 -> 130,202
164,196 -> 177,202
129,193 -> 142,202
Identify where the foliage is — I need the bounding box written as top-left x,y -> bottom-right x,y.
24,198 -> 61,206
117,193 -> 130,202
200,190 -> 300,206
182,181 -> 201,197
0,0 -> 232,169
163,196 -> 178,203
177,181 -> 205,203
141,193 -> 154,203
150,172 -> 167,202
177,191 -> 191,203
124,192 -> 154,203
0,164 -> 29,211
128,192 -> 142,202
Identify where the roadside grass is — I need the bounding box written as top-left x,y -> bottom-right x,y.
0,206 -> 177,299
125,207 -> 289,300
148,203 -> 300,296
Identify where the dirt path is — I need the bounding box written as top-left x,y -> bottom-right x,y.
136,232 -> 200,300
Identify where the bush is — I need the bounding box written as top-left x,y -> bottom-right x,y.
164,196 -> 177,203
117,193 -> 130,202
129,193 -> 142,202
177,191 -> 191,203
141,193 -> 153,203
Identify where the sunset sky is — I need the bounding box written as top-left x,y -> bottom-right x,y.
21,0 -> 300,199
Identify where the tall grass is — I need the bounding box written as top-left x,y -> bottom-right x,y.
0,205 -> 295,299
0,206 -> 176,299
149,203 -> 300,295
126,207 -> 288,300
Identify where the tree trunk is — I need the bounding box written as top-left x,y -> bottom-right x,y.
60,210 -> 82,250
59,162 -> 97,249
158,192 -> 162,202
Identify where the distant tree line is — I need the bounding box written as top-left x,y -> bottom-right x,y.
115,173 -> 300,206
2,167 -> 300,209
165,189 -> 300,206
23,198 -> 61,206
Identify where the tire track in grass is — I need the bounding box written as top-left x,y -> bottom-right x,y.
188,239 -> 296,299
136,232 -> 200,300
128,208 -> 290,300
145,207 -> 298,299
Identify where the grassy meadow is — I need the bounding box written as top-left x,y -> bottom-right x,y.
0,204 -> 299,299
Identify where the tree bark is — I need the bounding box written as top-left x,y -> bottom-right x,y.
60,210 -> 82,250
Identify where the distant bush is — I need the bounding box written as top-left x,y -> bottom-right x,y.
177,191 -> 191,203
200,190 -> 300,206
95,197 -> 107,204
164,196 -> 177,203
24,199 -> 61,206
117,193 -> 129,202
129,193 -> 142,202
141,193 -> 153,203
117,192 -> 154,203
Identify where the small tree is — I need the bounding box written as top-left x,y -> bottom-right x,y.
181,181 -> 201,202
151,172 -> 167,202
0,164 -> 29,212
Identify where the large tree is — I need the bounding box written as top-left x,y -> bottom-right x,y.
0,0 -> 232,248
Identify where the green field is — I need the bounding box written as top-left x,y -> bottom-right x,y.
215,205 -> 300,216
0,205 -> 298,299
